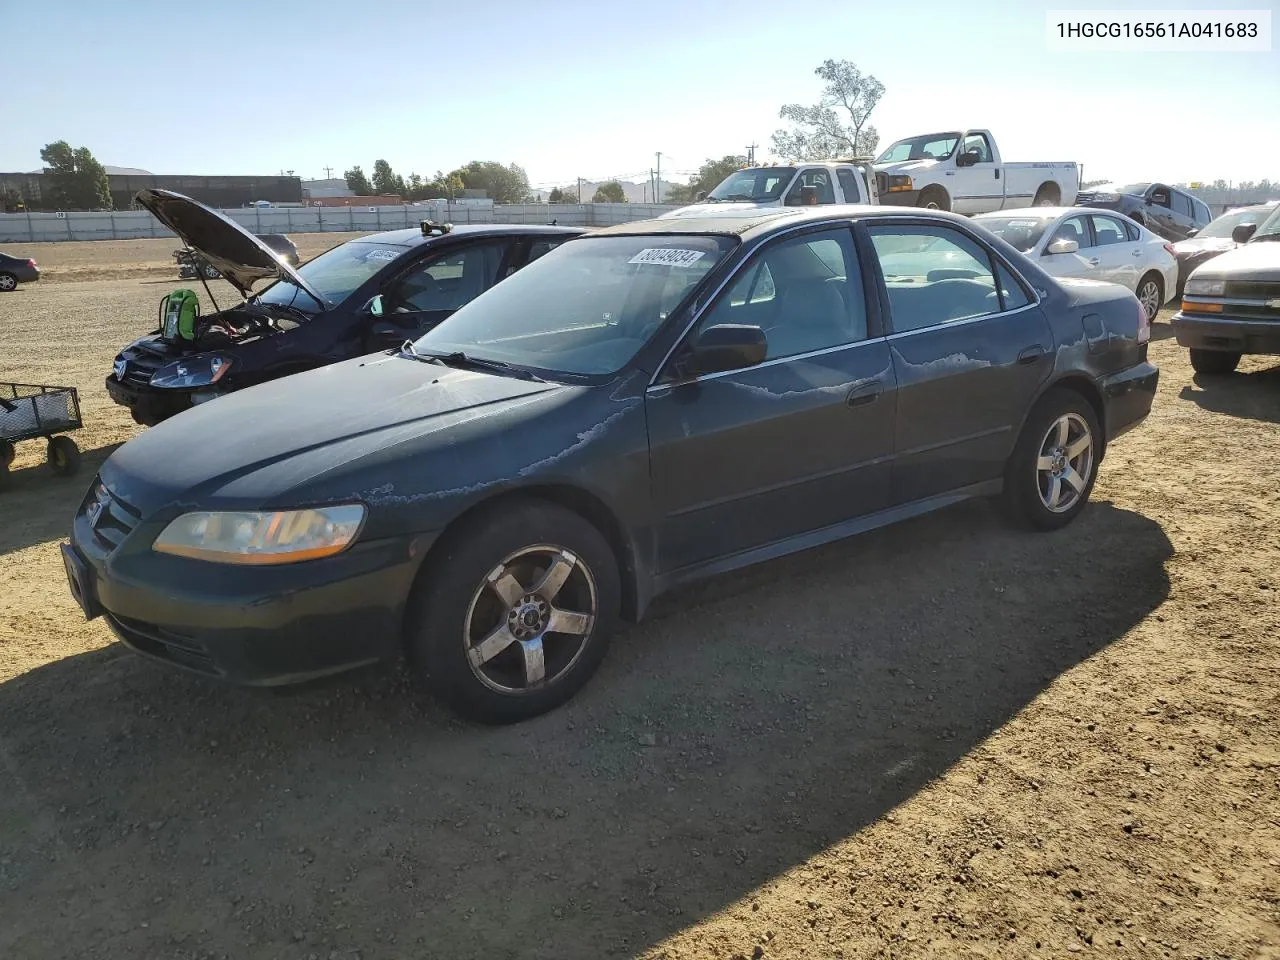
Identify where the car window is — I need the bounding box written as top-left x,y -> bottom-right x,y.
784,169 -> 836,205
1172,192 -> 1193,217
836,169 -> 864,203
694,228 -> 866,362
869,224 -> 1001,333
962,133 -> 993,162
388,241 -> 507,313
1149,186 -> 1171,208
502,237 -> 569,279
1051,216 -> 1092,249
1091,216 -> 1128,246
1123,219 -> 1140,241
1196,199 -> 1212,224
995,261 -> 1032,311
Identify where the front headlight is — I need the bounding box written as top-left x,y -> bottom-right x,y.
150,355 -> 233,389
886,174 -> 913,192
152,504 -> 366,564
1185,278 -> 1225,296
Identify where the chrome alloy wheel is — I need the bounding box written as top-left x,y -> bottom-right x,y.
1138,278 -> 1161,321
1036,412 -> 1094,514
463,545 -> 598,694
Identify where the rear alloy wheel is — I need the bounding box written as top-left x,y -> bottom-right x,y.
1004,389 -> 1100,531
46,436 -> 81,476
0,272 -> 17,292
1136,273 -> 1163,322
406,499 -> 620,723
1189,348 -> 1241,376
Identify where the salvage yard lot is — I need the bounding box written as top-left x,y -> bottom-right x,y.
1,260 -> 1279,959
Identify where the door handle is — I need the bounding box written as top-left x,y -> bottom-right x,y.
1132,250 -> 1143,256
846,379 -> 882,406
1088,257 -> 1099,266
1017,345 -> 1046,365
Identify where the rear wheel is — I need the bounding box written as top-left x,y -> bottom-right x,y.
1003,389 -> 1100,531
0,272 -> 17,292
1136,272 -> 1163,322
46,436 -> 81,476
1189,348 -> 1241,376
202,263 -> 219,279
1033,183 -> 1060,207
405,499 -> 620,724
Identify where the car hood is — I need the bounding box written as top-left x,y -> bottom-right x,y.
101,354 -> 564,514
136,188 -> 323,303
872,158 -> 944,176
1188,241 -> 1280,279
1172,236 -> 1236,256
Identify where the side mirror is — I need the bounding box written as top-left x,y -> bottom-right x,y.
688,324 -> 767,377
1046,238 -> 1079,255
1232,223 -> 1257,244
956,151 -> 980,168
364,294 -> 384,317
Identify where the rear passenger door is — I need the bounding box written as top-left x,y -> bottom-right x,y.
1089,214 -> 1141,290
866,220 -> 1054,504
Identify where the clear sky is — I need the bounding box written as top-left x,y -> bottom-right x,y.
4,0 -> 1277,190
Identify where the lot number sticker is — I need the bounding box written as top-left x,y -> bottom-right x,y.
628,248 -> 706,267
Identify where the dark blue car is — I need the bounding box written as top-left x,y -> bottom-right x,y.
64,206 -> 1159,723
0,251 -> 40,291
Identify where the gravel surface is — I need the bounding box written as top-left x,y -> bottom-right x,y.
1,276 -> 1278,959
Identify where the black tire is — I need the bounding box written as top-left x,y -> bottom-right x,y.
405,498 -> 621,724
0,440 -> 14,469
1033,183 -> 1060,207
1130,213 -> 1145,227
46,436 -> 81,476
0,463 -> 10,491
918,186 -> 950,212
1003,388 -> 1101,532
1190,348 -> 1241,376
1136,272 -> 1163,322
0,272 -> 17,292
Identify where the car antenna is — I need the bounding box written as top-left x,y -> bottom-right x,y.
189,244 -> 221,312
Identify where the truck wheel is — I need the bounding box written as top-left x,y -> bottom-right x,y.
918,187 -> 950,212
1033,183 -> 1060,206
1130,213 -> 1145,227
1189,349 -> 1241,376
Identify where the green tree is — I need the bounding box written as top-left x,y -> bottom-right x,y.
591,180 -> 627,203
1,187 -> 25,212
372,159 -> 403,196
693,156 -> 748,197
662,182 -> 695,204
548,186 -> 578,204
450,161 -> 532,203
772,59 -> 885,160
344,165 -> 372,195
39,140 -> 112,210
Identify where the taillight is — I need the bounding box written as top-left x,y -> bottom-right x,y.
1137,296 -> 1151,343
1163,243 -> 1176,258
27,259 -> 36,268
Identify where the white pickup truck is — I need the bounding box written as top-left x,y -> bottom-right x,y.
872,129 -> 1079,215
658,161 -> 879,219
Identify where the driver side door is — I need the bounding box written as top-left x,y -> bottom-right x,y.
364,240 -> 514,351
954,132 -> 1003,214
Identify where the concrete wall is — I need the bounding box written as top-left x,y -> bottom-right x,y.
0,203 -> 682,243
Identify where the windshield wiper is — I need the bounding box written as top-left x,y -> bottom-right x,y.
404,347 -> 545,382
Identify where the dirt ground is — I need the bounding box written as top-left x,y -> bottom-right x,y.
0,268 -> 1278,960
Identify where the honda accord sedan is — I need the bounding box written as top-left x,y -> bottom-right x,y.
63,206 -> 1159,723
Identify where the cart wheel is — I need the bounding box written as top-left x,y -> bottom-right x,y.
0,462 -> 11,491
0,440 -> 14,469
47,436 -> 81,476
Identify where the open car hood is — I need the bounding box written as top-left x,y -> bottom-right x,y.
136,189 -> 325,305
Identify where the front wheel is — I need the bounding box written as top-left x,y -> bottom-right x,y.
1003,389 -> 1101,531
1189,348 -> 1241,376
405,499 -> 620,724
917,187 -> 950,212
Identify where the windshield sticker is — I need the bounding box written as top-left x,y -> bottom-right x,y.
628,248 -> 706,267
364,249 -> 399,262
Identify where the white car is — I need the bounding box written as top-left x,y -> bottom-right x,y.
972,207 -> 1178,321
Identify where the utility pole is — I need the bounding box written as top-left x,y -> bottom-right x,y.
746,143 -> 758,166
323,166 -> 333,179
577,177 -> 583,203
655,152 -> 663,203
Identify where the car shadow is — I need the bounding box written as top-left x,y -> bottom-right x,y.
0,442 -> 120,556
0,500 -> 1173,960
1179,364 -> 1280,424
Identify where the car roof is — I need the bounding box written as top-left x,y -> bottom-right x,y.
355,223 -> 584,248
589,205 -> 977,242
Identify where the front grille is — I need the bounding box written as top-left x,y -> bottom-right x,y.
84,480 -> 142,552
107,614 -> 220,675
1224,280 -> 1280,300
116,341 -> 179,388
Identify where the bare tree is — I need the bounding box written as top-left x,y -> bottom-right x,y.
772,60 -> 885,161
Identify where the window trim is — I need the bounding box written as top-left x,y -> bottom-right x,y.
961,131 -> 994,164
1090,214 -> 1129,247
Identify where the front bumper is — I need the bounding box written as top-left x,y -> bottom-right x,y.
1100,360 -> 1159,443
105,375 -> 193,425
881,188 -> 920,206
64,501 -> 432,686
1171,312 -> 1280,356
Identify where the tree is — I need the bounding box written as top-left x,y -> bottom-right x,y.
591,180 -> 627,203
372,159 -> 402,196
692,156 -> 748,197
39,140 -> 112,210
1,187 -> 25,213
662,182 -> 696,204
772,59 -> 885,161
449,161 -> 532,203
548,186 -> 578,204
344,165 -> 372,195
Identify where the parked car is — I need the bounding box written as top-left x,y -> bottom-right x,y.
107,189 -> 582,425
177,233 -> 299,279
1169,201 -> 1279,296
0,251 -> 40,291
660,161 -> 878,218
871,129 -> 1080,214
1075,182 -> 1212,242
972,207 -> 1178,321
63,206 -> 1158,723
1172,202 -> 1280,374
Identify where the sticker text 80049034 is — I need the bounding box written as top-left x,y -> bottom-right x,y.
628,248 -> 706,267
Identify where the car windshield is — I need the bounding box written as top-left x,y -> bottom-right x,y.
706,167 -> 795,202
1100,182 -> 1151,196
1248,203 -> 1280,241
412,234 -> 737,378
1196,206 -> 1273,239
254,240 -> 408,312
875,133 -> 960,163
972,215 -> 1054,252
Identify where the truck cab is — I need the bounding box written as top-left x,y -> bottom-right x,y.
659,161 -> 878,219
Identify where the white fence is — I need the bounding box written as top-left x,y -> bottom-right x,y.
0,203 -> 682,244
